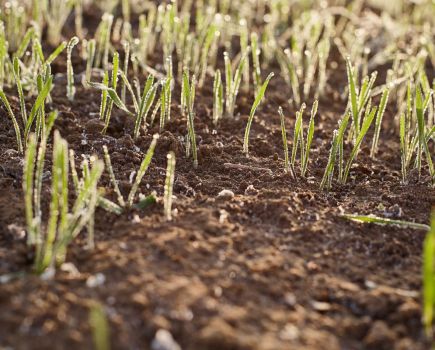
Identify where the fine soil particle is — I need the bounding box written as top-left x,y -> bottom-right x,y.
1,9 -> 435,350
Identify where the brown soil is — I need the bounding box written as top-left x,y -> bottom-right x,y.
1,10 -> 435,350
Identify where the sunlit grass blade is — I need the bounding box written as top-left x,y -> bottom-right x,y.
66,37 -> 79,101
278,107 -> 290,173
89,302 -> 111,350
370,87 -> 390,158
342,213 -> 430,231
243,72 -> 274,155
24,75 -> 53,142
127,134 -> 159,207
423,212 -> 435,337
0,90 -> 23,153
302,100 -> 318,177
341,107 -> 377,184
103,145 -> 126,208
164,152 -> 176,221
12,57 -> 27,125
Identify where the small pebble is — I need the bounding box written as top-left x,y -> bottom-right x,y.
151,329 -> 181,350
86,273 -> 106,288
245,185 -> 258,196
216,189 -> 235,200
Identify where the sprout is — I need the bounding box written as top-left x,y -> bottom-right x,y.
24,130 -> 103,274
346,57 -> 377,142
84,39 -> 96,88
251,32 -> 261,94
370,87 -> 390,158
164,152 -> 176,221
301,100 -> 318,177
0,90 -> 23,153
424,212 -> 435,337
89,302 -> 111,350
66,36 -> 79,101
134,75 -> 158,139
213,69 -> 224,125
12,57 -> 27,124
182,69 -> 198,168
102,134 -> 159,210
278,107 -> 290,174
342,213 -> 429,231
224,51 -> 248,118
243,72 -> 274,155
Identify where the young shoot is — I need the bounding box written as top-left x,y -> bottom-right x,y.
224,51 -> 248,118
0,90 -> 23,153
84,39 -> 96,87
370,87 -> 390,158
278,107 -> 291,175
342,213 -> 430,231
12,57 -> 27,124
213,69 -> 224,125
346,57 -> 377,142
251,32 -> 261,94
134,75 -> 158,139
415,85 -> 434,182
89,302 -> 111,350
24,130 -> 103,274
301,100 -> 318,177
164,152 -> 176,221
320,113 -> 350,191
341,106 -> 377,184
66,37 -> 79,101
102,134 -> 159,211
182,69 -> 198,168
243,72 -> 274,155
424,212 -> 435,337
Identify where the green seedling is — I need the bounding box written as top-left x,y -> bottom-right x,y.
182,69 -> 198,168
423,212 -> 435,338
164,152 -> 176,221
66,37 -> 79,101
102,134 -> 159,211
243,72 -> 274,155
24,128 -> 103,274
89,302 -> 111,350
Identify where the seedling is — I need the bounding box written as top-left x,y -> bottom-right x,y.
102,134 -> 159,211
66,36 -> 79,101
423,212 -> 435,337
164,152 -> 176,221
342,214 -> 430,231
44,0 -> 74,46
399,82 -> 434,184
213,69 -> 224,125
415,85 -> 434,182
0,66 -> 53,149
24,129 -> 103,274
370,87 -> 390,158
84,39 -> 96,87
278,107 -> 291,175
134,75 -> 158,139
0,90 -> 23,153
243,72 -> 274,155
159,61 -> 172,131
301,100 -> 318,177
89,302 -> 111,350
251,32 -> 261,94
320,113 -> 350,191
12,57 -> 27,124
224,51 -> 248,118
278,101 -> 318,177
346,58 -> 377,142
182,69 -> 198,168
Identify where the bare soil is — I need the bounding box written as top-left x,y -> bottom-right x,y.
0,11 -> 434,350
